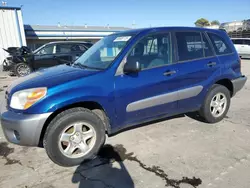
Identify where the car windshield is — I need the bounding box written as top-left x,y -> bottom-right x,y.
73,34 -> 134,70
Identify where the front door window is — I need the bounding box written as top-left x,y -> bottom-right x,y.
127,33 -> 172,70
37,44 -> 56,55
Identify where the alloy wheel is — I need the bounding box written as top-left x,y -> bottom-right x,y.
17,64 -> 31,76
210,92 -> 227,118
58,122 -> 96,159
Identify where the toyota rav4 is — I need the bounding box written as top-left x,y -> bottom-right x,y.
0,27 -> 247,166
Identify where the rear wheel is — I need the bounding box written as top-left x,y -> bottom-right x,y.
199,84 -> 230,123
43,107 -> 106,167
14,63 -> 32,77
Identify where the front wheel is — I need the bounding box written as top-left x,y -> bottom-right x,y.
199,84 -> 231,123
43,108 -> 106,167
14,63 -> 32,77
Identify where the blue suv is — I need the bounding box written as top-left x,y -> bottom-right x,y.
0,27 -> 247,166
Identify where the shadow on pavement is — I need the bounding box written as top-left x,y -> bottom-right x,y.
72,144 -> 134,188
185,112 -> 206,123
72,144 -> 202,188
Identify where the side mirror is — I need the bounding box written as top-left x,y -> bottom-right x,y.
123,60 -> 141,74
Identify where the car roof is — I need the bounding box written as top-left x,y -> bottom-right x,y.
231,38 -> 250,40
47,41 -> 92,45
114,26 -> 225,36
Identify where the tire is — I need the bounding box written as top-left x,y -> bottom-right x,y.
14,63 -> 32,77
92,109 -> 109,131
43,107 -> 106,167
199,84 -> 231,123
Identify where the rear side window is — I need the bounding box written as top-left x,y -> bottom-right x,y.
207,33 -> 233,55
202,33 -> 214,57
176,32 -> 203,61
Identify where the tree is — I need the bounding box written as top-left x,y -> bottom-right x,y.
194,18 -> 210,27
211,20 -> 220,26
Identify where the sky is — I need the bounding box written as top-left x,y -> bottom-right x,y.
4,0 -> 250,28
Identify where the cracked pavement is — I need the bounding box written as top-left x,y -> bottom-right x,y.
0,59 -> 250,188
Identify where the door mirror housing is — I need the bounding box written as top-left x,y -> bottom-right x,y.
123,60 -> 141,74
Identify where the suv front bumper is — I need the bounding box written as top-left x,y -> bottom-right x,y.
0,105 -> 51,146
232,76 -> 247,96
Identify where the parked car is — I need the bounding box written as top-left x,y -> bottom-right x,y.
231,38 -> 250,58
2,41 -> 92,77
0,27 -> 247,166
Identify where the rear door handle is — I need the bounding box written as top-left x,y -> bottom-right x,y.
207,62 -> 216,67
164,70 -> 176,76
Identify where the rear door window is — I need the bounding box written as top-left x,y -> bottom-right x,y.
202,33 -> 214,57
207,33 -> 233,55
56,44 -> 72,54
175,32 -> 203,61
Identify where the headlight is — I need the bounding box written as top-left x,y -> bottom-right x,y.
10,87 -> 47,110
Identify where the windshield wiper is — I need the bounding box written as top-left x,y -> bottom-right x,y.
73,62 -> 104,70
72,62 -> 85,68
82,65 -> 105,70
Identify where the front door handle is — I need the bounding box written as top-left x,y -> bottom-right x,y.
164,70 -> 176,76
207,62 -> 216,67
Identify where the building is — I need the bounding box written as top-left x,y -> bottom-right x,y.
0,6 -> 129,67
24,24 -> 130,50
220,20 -> 250,38
0,6 -> 26,66
202,20 -> 250,38
220,20 -> 250,32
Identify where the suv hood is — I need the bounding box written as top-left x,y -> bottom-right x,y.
3,46 -> 32,56
3,46 -> 33,64
7,64 -> 101,93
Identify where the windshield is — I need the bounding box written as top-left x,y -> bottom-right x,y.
73,34 -> 134,70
